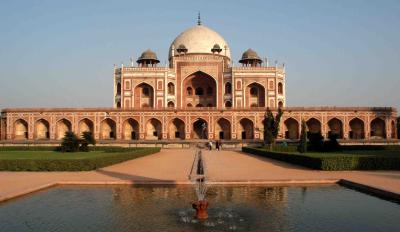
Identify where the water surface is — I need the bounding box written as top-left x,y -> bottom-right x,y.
0,185 -> 399,232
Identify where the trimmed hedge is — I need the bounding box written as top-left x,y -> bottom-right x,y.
0,146 -> 57,151
0,147 -> 160,171
341,145 -> 400,151
242,147 -> 400,170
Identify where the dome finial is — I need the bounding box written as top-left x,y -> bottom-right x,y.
197,12 -> 201,25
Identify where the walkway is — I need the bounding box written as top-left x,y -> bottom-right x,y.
1,149 -> 400,202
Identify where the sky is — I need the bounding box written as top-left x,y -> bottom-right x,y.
0,0 -> 399,111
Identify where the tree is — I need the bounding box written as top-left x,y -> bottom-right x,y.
297,120 -> 307,153
323,133 -> 341,152
60,131 -> 80,152
80,131 -> 96,152
263,107 -> 283,149
308,132 -> 324,151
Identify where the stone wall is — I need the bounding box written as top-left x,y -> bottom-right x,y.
0,107 -> 397,142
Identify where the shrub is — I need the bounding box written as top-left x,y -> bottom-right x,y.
242,147 -> 400,170
322,134 -> 341,152
297,120 -> 307,153
80,131 -> 96,152
0,147 -> 161,171
308,132 -> 324,151
60,131 -> 80,152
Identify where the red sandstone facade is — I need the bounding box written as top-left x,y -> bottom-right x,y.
0,23 -> 398,143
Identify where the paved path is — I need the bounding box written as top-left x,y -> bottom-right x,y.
1,149 -> 400,202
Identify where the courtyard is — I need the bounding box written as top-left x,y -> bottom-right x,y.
1,148 -> 399,203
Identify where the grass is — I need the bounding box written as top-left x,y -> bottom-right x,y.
0,147 -> 161,171
242,146 -> 400,170
0,151 -> 114,159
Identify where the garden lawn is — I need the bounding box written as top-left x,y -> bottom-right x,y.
0,147 -> 160,171
242,147 -> 400,171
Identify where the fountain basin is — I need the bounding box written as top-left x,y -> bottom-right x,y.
0,184 -> 399,231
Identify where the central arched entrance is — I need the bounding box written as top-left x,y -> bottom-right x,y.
193,118 -> 208,139
183,71 -> 217,108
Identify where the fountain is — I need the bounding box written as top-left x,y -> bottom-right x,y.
189,149 -> 209,220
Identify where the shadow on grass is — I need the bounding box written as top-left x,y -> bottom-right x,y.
232,150 -> 313,171
95,169 -> 179,185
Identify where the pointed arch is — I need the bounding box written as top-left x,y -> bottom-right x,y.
183,71 -> 217,109
327,118 -> 343,139
238,118 -> 254,139
123,118 -> 139,140
284,118 -> 299,140
168,118 -> 185,139
193,118 -> 208,139
34,119 -> 50,140
100,118 -> 116,140
278,82 -> 283,94
306,118 -> 321,134
225,82 -> 232,94
78,118 -> 94,137
56,118 -> 72,140
370,117 -> 386,139
134,82 -> 154,108
225,101 -> 232,108
146,118 -> 162,140
167,82 -> 175,95
246,82 -> 265,107
215,118 -> 231,140
167,101 -> 175,108
349,117 -> 365,139
14,119 -> 28,140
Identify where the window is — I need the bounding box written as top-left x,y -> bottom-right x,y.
117,83 -> 121,95
167,101 -> 174,108
225,101 -> 232,108
278,83 -> 283,94
225,83 -> 232,94
168,83 -> 175,95
125,81 -> 130,90
195,87 -> 204,96
269,81 -> 274,90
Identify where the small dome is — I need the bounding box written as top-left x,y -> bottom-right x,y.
211,44 -> 222,53
137,49 -> 160,63
239,49 -> 262,63
177,44 -> 188,53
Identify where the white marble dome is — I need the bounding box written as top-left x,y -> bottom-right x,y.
169,25 -> 231,59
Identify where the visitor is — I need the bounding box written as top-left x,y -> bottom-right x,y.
216,140 -> 220,151
219,140 -> 222,151
208,141 -> 212,150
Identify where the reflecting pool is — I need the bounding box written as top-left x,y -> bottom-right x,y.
0,185 -> 399,232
